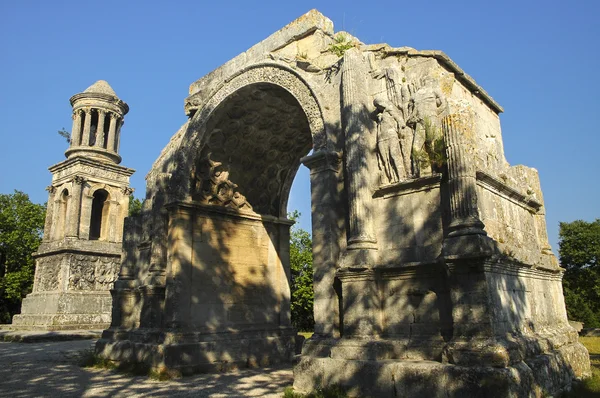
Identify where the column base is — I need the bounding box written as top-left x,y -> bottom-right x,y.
96,327 -> 297,374
294,341 -> 590,397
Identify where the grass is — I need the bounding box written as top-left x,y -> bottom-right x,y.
567,336 -> 600,397
78,348 -> 180,381
327,34 -> 355,57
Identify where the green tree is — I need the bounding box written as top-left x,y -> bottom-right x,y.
289,211 -> 314,331
128,196 -> 143,217
0,191 -> 46,323
559,219 -> 600,327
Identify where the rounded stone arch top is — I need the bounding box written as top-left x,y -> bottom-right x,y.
169,62 -> 327,203
188,62 -> 326,148
86,183 -> 113,200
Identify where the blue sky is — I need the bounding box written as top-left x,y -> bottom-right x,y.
1,1 -> 598,254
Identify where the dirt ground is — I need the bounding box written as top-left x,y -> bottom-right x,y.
0,340 -> 293,397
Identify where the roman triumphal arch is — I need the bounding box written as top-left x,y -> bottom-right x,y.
97,10 -> 590,396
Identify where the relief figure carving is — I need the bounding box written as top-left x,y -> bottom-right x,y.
373,98 -> 409,184
406,77 -> 447,177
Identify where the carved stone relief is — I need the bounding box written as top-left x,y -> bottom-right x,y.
34,256 -> 61,292
69,255 -> 120,291
371,65 -> 448,184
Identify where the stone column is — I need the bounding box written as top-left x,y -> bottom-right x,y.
302,150 -> 343,337
341,48 -> 377,251
81,108 -> 92,146
42,185 -> 56,241
70,110 -> 83,147
95,110 -> 106,148
115,119 -> 124,153
442,114 -> 486,238
65,176 -> 85,238
107,113 -> 118,152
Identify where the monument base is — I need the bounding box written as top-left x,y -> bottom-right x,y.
12,291 -> 112,331
96,327 -> 297,374
294,339 -> 590,397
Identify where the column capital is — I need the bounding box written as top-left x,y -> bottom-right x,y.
72,176 -> 86,185
301,150 -> 342,174
121,187 -> 135,196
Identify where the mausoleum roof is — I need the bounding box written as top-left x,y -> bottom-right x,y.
83,80 -> 118,97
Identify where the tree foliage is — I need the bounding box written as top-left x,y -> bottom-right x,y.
0,191 -> 46,323
128,196 -> 143,217
560,219 -> 600,327
289,211 -> 314,331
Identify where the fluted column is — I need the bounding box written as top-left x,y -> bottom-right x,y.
70,110 -> 83,147
81,108 -> 92,146
115,119 -> 124,152
341,48 -> 377,250
107,113 -> 118,152
95,110 -> 106,148
65,176 -> 85,238
442,114 -> 486,237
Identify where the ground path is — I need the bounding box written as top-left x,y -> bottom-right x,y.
0,340 -> 293,397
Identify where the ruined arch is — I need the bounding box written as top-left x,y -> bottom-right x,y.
166,64 -> 327,206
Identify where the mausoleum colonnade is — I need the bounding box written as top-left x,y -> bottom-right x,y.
69,108 -> 124,152
44,180 -> 129,243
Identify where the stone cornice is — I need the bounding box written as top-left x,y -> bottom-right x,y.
367,45 -> 503,114
476,170 -> 542,213
373,174 -> 442,199
34,240 -> 122,257
70,92 -> 129,114
49,155 -> 135,177
165,201 -> 295,226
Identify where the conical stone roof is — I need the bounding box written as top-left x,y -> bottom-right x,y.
83,80 -> 118,97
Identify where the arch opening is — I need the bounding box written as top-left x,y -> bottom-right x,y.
191,83 -> 313,218
89,189 -> 108,240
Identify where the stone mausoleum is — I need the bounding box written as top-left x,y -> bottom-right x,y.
89,10 -> 587,397
13,81 -> 134,330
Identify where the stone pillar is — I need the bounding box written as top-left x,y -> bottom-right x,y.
163,206 -> 193,329
95,110 -> 106,148
441,113 -> 495,259
70,110 -> 83,147
340,48 -> 377,251
107,113 -> 118,152
115,119 -> 124,153
441,114 -> 501,367
81,108 -> 92,146
442,114 -> 485,237
43,186 -> 56,241
65,176 -> 85,238
302,150 -> 343,337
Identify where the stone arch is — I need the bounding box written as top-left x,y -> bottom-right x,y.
167,63 -> 327,210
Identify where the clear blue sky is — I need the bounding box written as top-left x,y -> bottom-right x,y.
1,1 -> 598,255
